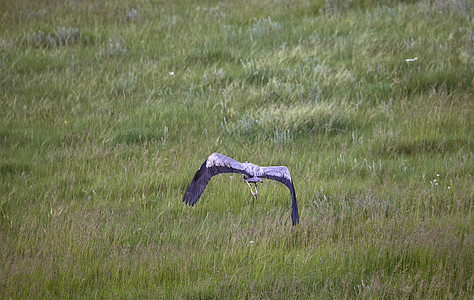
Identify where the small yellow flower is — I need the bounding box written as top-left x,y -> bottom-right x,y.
64,120 -> 68,124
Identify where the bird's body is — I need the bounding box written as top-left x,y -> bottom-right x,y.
182,153 -> 299,225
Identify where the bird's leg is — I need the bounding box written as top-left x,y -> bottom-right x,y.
246,181 -> 257,199
254,183 -> 258,199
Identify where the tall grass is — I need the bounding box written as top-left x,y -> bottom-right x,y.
1,0 -> 472,298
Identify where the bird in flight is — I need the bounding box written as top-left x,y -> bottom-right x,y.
182,153 -> 299,225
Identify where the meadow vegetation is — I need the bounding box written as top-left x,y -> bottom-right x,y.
1,0 -> 472,298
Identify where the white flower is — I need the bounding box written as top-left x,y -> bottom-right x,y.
405,57 -> 418,62
249,241 -> 255,244
169,71 -> 175,76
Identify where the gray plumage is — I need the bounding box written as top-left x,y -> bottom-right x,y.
182,153 -> 299,225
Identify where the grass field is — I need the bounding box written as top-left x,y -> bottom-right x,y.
1,0 -> 473,298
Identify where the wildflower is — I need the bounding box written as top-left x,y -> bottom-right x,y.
405,57 -> 418,62
169,71 -> 175,76
64,120 -> 68,124
250,241 -> 255,244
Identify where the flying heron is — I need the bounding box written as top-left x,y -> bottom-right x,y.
182,153 -> 299,225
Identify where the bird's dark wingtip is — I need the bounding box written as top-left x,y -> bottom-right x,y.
291,210 -> 299,226
182,195 -> 193,206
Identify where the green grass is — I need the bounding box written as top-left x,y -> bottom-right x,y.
1,0 -> 472,298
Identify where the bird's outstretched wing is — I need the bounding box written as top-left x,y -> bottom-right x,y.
260,166 -> 299,225
182,153 -> 250,206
